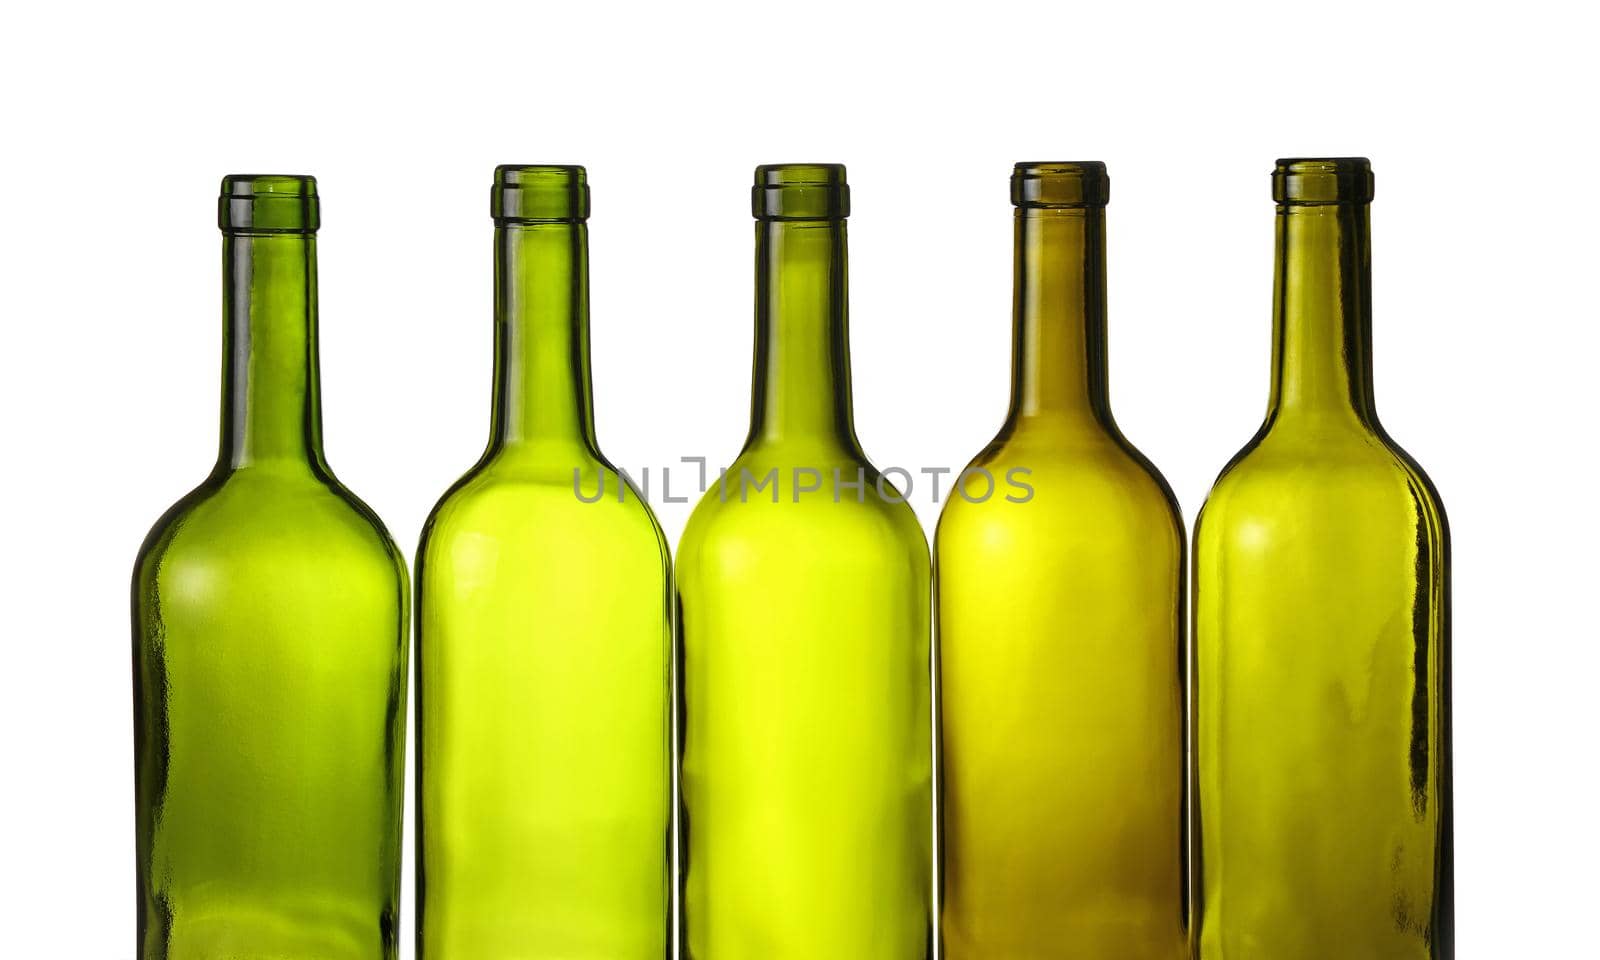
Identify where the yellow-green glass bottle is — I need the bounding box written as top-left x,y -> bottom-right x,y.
132,176 -> 409,960
1194,158 -> 1452,959
936,162 -> 1187,959
414,166 -> 672,959
677,164 -> 932,959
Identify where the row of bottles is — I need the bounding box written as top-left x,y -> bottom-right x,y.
132,159 -> 1452,959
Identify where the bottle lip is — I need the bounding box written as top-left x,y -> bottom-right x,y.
753,163 -> 849,221
219,174 -> 319,234
1012,161 -> 1108,209
494,164 -> 589,223
1274,157 -> 1374,205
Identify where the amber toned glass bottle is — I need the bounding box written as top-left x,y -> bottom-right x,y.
936,162 -> 1187,959
132,176 -> 409,960
1194,158 -> 1452,958
415,166 -> 672,959
677,164 -> 932,959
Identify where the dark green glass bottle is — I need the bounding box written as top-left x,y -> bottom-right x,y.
132,176 -> 409,959
677,164 -> 933,959
415,166 -> 673,958
1194,158 -> 1452,958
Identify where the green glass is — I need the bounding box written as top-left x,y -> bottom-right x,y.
415,166 -> 672,959
132,175 -> 409,960
677,164 -> 933,959
936,163 -> 1187,959
1194,158 -> 1452,958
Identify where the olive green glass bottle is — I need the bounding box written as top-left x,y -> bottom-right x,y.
415,166 -> 672,959
132,176 -> 409,960
936,162 -> 1187,959
1194,158 -> 1452,959
677,164 -> 933,959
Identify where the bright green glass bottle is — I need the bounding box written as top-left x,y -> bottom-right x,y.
1194,158 -> 1452,959
936,162 -> 1187,960
415,166 -> 672,959
677,164 -> 933,959
132,175 -> 409,960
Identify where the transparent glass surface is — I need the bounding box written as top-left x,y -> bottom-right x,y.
415,167 -> 672,959
1194,159 -> 1451,959
678,165 -> 933,959
132,176 -> 408,960
937,164 -> 1187,960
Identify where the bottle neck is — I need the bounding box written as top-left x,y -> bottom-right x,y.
1007,207 -> 1111,429
746,218 -> 856,449
218,232 -> 324,470
1268,203 -> 1376,427
490,222 -> 596,453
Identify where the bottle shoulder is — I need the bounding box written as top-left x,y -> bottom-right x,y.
939,421 -> 1181,537
134,467 -> 405,588
1198,419 -> 1447,547
420,453 -> 668,561
678,447 -> 928,571
981,416 -> 1177,484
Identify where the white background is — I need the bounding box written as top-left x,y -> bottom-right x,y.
1,1 -> 1594,955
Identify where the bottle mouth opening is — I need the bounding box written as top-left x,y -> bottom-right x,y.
494,165 -> 590,223
219,175 -> 319,234
753,163 -> 849,221
1012,161 -> 1109,209
1274,158 -> 1374,205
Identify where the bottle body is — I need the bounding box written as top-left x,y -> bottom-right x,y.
1194,159 -> 1451,959
417,460 -> 671,957
134,476 -> 408,960
679,450 -> 932,959
937,164 -> 1187,959
938,440 -> 1184,959
678,166 -> 933,959
1195,425 -> 1449,958
133,177 -> 408,960
415,168 -> 673,959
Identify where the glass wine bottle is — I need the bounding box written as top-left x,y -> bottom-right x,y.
1193,158 -> 1452,959
414,166 -> 673,958
677,164 -> 933,959
131,175 -> 409,960
936,162 -> 1188,959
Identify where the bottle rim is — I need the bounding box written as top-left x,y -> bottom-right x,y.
1274,158 -> 1374,205
1012,161 -> 1109,209
493,165 -> 590,223
219,175 -> 319,234
753,163 -> 849,221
